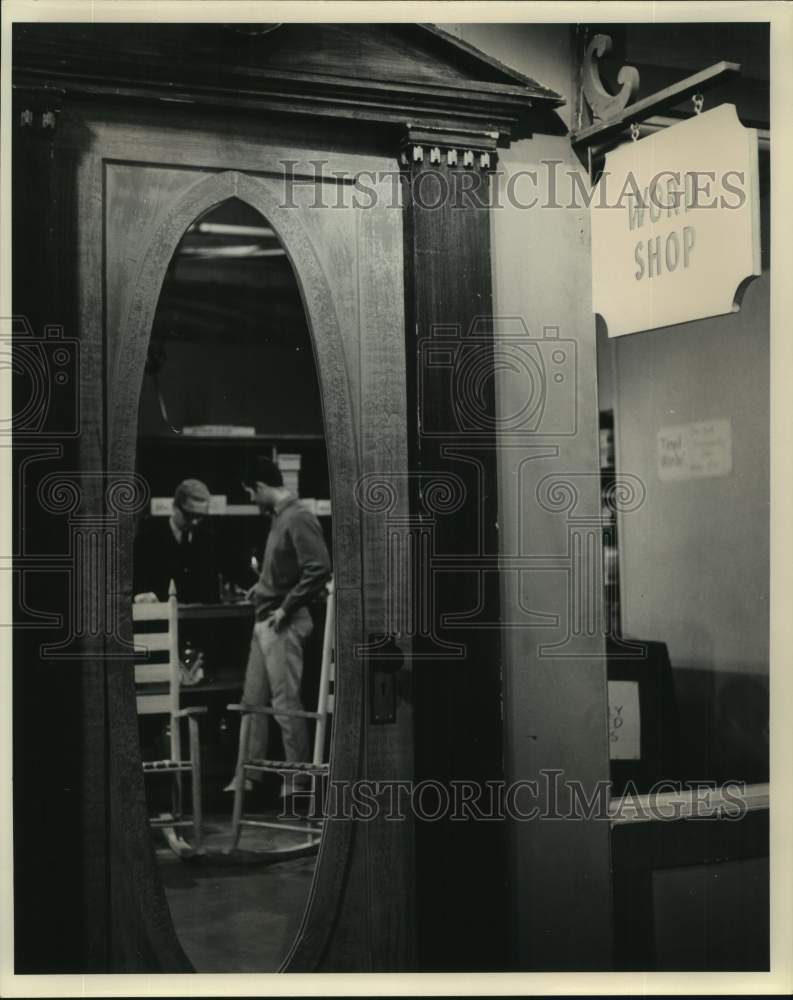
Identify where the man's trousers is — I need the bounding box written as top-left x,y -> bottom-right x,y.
241,606 -> 314,788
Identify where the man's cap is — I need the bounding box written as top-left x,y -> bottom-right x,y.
174,478 -> 211,510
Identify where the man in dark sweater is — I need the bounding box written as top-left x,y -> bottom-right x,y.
226,456 -> 331,796
133,478 -> 219,604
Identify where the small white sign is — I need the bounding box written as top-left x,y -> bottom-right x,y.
150,496 -> 172,516
657,418 -> 732,482
608,680 -> 641,760
208,494 -> 227,514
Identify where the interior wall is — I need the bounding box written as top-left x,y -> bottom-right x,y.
613,273 -> 769,676
445,23 -> 577,130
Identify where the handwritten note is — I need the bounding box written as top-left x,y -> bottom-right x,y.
608,680 -> 641,761
657,419 -> 732,482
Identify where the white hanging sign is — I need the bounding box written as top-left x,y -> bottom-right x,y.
591,104 -> 761,338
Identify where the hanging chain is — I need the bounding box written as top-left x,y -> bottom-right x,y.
629,122 -> 640,142
692,92 -> 704,115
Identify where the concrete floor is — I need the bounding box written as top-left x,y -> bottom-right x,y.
156,813 -> 319,972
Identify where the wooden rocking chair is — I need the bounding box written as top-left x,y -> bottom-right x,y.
226,578 -> 335,856
133,580 -> 206,856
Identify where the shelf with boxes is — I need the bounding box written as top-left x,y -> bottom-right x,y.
138,432 -> 331,515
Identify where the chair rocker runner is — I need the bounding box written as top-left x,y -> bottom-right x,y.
133,579 -> 206,856
226,579 -> 335,855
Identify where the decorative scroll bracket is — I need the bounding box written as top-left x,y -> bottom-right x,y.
581,34 -> 641,124
572,32 -> 741,177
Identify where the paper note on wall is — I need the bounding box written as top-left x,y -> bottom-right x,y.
608,680 -> 641,760
657,418 -> 732,482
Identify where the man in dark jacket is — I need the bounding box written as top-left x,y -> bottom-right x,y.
133,478 -> 219,604
226,456 -> 331,796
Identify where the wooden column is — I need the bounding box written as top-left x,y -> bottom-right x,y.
401,129 -> 506,970
11,98 -> 85,968
11,92 -> 190,973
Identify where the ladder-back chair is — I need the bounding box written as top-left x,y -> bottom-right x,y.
133,580 -> 206,855
227,578 -> 335,854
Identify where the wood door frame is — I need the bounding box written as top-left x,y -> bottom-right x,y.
107,168 -> 363,971
13,22 -> 575,972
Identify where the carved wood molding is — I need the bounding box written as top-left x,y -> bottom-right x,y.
399,127 -> 499,171
13,23 -> 566,144
582,33 -> 640,123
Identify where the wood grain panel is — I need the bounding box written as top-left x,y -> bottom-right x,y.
11,99 -> 99,972
105,163 -> 210,382
357,171 -> 416,970
402,142 -> 506,971
105,158 -> 383,970
14,24 -> 565,143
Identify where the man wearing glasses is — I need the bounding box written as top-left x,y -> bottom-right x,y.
134,478 -> 220,604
